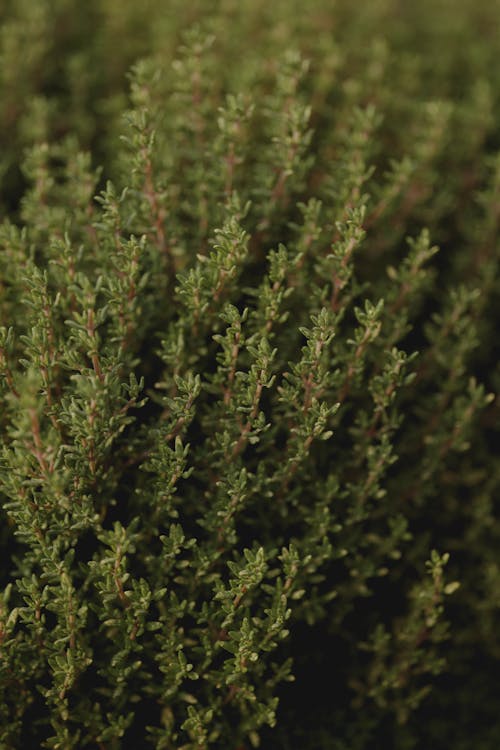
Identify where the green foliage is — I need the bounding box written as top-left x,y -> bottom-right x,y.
1,1 -> 499,749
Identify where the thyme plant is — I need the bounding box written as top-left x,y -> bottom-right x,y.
0,1 -> 499,748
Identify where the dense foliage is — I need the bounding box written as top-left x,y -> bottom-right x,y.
1,1 -> 499,748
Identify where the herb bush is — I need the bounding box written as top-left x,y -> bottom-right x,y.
1,1 -> 499,748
